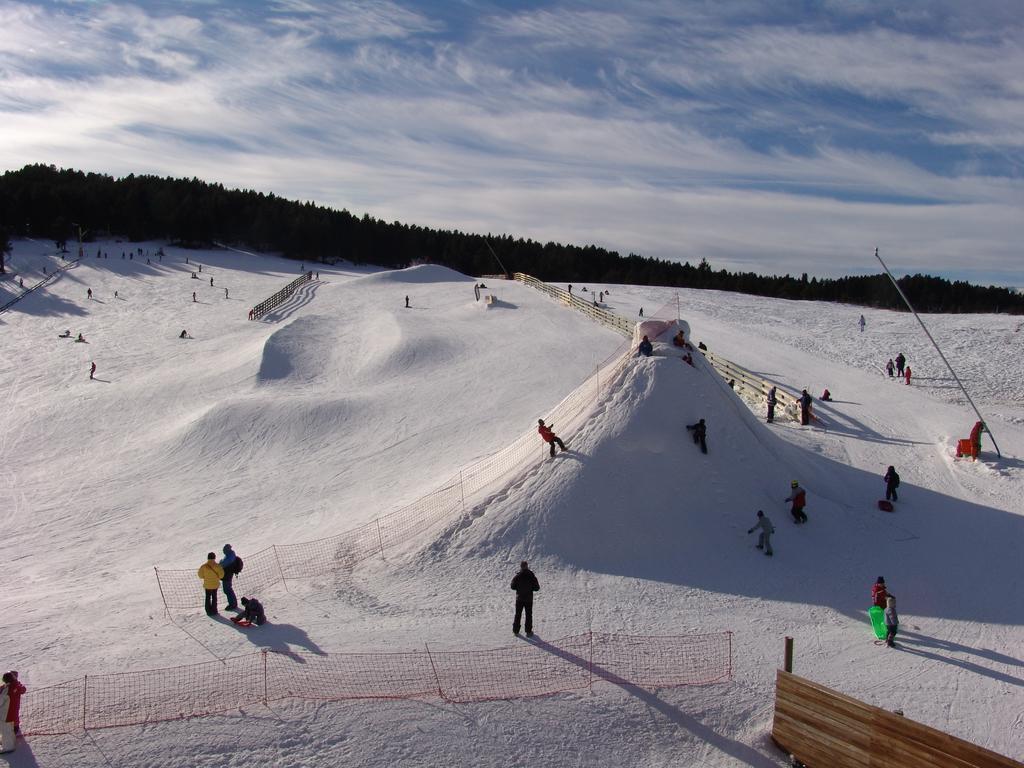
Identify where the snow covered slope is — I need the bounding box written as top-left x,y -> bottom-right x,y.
1,241 -> 1022,767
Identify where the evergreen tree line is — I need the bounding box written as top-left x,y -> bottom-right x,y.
1,164 -> 1020,313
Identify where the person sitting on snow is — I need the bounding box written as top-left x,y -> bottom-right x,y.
638,335 -> 653,357
59,329 -> 71,338
75,333 -> 85,342
238,596 -> 266,626
821,388 -> 832,401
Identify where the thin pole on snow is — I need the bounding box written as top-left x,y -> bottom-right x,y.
875,248 -> 1001,458
483,238 -> 509,278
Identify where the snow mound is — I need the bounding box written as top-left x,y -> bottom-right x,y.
358,263 -> 475,285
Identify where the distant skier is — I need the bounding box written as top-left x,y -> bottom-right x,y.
872,576 -> 893,609
405,295 -> 410,308
686,418 -> 708,454
179,329 -> 191,339
197,552 -> 225,616
58,329 -> 71,338
224,288 -> 229,299
785,481 -> 808,524
568,284 -> 572,294
766,385 -> 777,423
638,307 -> 644,317
884,596 -> 899,647
75,333 -> 85,342
537,419 -> 567,458
192,291 -> 197,302
883,466 -> 900,501
904,366 -> 912,386
747,510 -> 774,556
885,359 -> 895,377
511,561 -> 540,637
87,288 -> 92,299
638,335 -> 653,357
89,361 -> 96,379
799,389 -> 813,426
210,277 -> 214,287
895,353 -> 906,377
859,314 -> 865,332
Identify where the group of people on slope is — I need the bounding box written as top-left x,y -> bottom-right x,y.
0,671 -> 25,753
885,353 -> 912,385
197,545 -> 265,625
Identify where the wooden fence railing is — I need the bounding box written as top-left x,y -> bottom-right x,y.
249,271 -> 313,320
701,350 -> 798,421
512,273 -> 634,337
772,670 -> 1021,768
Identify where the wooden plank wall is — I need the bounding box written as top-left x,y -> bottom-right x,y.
772,671 -> 1022,768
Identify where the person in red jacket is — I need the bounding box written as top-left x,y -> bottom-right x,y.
1,670 -> 24,750
536,419 -> 566,458
871,576 -> 892,609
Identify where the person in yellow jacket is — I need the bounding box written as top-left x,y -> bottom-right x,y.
198,552 -> 225,616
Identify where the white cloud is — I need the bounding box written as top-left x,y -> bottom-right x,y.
0,1 -> 1022,285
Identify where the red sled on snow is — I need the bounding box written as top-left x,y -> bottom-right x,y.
230,617 -> 253,627
877,500 -> 894,512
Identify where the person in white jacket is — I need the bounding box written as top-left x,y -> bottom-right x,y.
748,510 -> 774,556
0,680 -> 14,753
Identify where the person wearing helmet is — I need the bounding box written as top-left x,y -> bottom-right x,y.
785,481 -> 808,523
536,419 -> 567,458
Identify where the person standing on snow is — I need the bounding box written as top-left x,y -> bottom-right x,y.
537,419 -> 567,458
686,418 -> 708,454
872,576 -> 893,608
904,366 -> 912,385
799,389 -> 813,426
89,361 -> 96,380
886,359 -> 895,377
895,353 -> 906,377
884,596 -> 899,647
1,671 -> 24,745
748,510 -> 774,556
219,544 -> 242,611
766,385 -> 777,423
859,314 -> 866,332
785,481 -> 808,523
883,466 -> 900,502
511,561 -> 540,637
0,679 -> 14,754
197,552 -> 225,616
405,295 -> 410,308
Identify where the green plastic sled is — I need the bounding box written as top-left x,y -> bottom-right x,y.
869,605 -> 887,639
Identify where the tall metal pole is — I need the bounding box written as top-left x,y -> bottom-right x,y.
874,248 -> 1001,458
483,238 -> 509,277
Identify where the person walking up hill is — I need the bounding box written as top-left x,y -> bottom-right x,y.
748,510 -> 774,556
785,481 -> 808,524
537,419 -> 567,458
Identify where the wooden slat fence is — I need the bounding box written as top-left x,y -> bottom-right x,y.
772,671 -> 1021,768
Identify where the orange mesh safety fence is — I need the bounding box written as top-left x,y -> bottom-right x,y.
22,631 -> 732,735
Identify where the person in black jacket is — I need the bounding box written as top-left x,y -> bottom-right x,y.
883,466 -> 900,502
511,561 -> 540,637
686,419 -> 707,453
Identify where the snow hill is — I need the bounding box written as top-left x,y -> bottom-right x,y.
1,240 -> 1022,767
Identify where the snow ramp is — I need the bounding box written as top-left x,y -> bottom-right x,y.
430,345 -> 863,598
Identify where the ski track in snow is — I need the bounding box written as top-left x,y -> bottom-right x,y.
1,242 -> 1022,767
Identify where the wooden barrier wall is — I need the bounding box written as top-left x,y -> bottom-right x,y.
772,671 -> 1022,768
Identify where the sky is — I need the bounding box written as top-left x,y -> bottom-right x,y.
1,1 -> 1022,287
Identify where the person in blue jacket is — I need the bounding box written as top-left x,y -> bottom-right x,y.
219,544 -> 241,611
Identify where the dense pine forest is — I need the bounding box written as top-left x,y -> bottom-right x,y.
1,164 -> 1020,313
